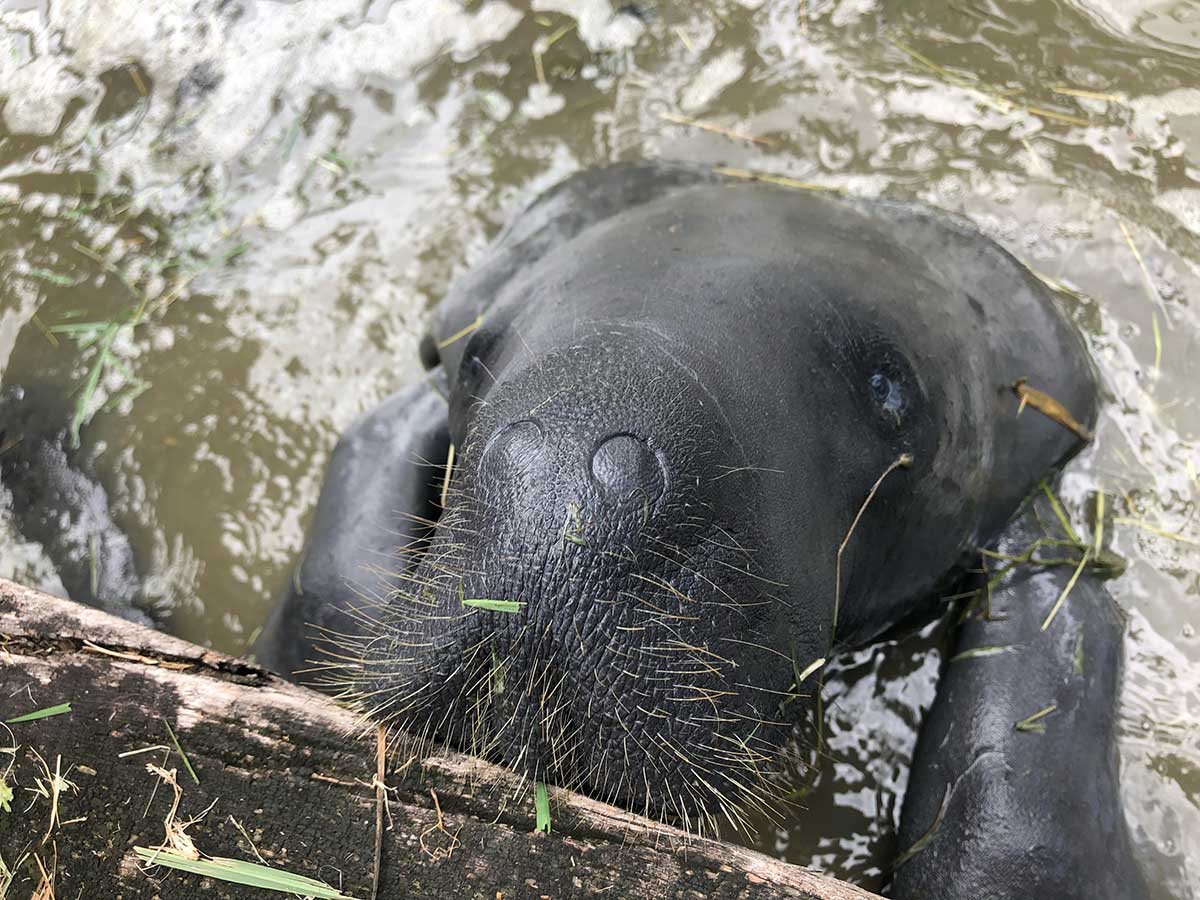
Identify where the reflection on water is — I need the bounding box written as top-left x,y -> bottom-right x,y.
1,1 -> 1196,895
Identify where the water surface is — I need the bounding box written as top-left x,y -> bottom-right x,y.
1,1 -> 1196,895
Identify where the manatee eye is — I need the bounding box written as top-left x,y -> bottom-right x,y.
458,327 -> 503,401
868,371 -> 906,423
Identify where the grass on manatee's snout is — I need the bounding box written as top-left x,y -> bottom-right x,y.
561,501 -> 589,548
461,597 -> 524,614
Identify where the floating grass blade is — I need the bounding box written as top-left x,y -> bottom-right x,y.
659,112 -> 775,146
7,703 -> 71,724
1152,312 -> 1162,374
887,37 -> 1089,126
1114,517 -> 1199,546
461,598 -> 524,614
133,849 -> 355,898
26,268 -> 83,287
714,166 -> 836,192
1118,219 -> 1171,320
29,313 -> 60,347
534,782 -> 552,834
1051,86 -> 1124,103
69,322 -> 120,448
163,719 -> 200,786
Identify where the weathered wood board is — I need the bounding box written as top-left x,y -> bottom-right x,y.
0,579 -> 881,900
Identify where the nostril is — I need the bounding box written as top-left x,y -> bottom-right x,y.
482,420 -> 546,473
590,433 -> 665,502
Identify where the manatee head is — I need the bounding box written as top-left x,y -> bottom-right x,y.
317,182 -> 1098,832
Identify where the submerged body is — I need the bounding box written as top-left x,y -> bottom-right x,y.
0,385 -> 148,626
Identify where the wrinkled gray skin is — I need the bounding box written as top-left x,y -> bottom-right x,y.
893,493 -> 1145,900
5,162 -> 1144,897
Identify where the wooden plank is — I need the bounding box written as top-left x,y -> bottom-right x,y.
0,578 -> 880,900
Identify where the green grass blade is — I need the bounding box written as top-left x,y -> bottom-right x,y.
1040,481 -> 1081,544
133,849 -> 355,898
534,782 -> 552,834
462,598 -> 524,614
7,702 -> 71,724
48,321 -> 113,334
1040,549 -> 1090,631
26,268 -> 83,287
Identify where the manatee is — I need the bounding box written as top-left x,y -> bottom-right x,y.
255,161 -> 1143,899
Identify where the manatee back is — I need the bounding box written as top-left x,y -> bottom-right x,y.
0,384 -> 148,626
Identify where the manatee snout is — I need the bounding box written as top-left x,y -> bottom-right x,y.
334,348 -> 802,825
372,517 -> 794,825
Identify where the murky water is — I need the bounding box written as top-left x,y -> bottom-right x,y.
1,0 -> 1197,895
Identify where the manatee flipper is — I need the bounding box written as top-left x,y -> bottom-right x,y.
891,495 -> 1146,900
254,373 -> 451,683
0,385 -> 149,626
